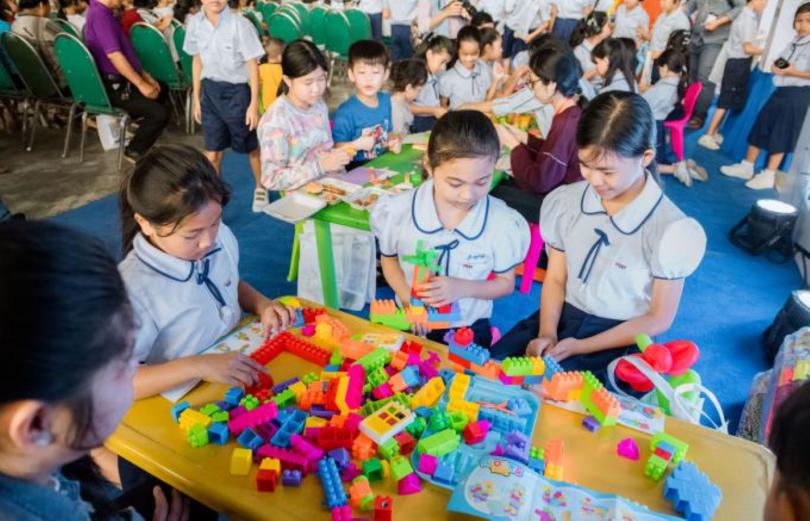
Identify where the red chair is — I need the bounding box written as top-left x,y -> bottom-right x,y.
663,82 -> 702,162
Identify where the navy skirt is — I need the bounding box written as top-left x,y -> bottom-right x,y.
749,86 -> 810,154
717,57 -> 753,111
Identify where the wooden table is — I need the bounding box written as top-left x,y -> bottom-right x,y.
107,304 -> 775,521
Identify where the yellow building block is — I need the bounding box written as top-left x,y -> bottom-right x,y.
288,381 -> 307,400
260,457 -> 281,474
178,409 -> 212,433
230,448 -> 253,475
305,416 -> 327,429
411,376 -> 446,409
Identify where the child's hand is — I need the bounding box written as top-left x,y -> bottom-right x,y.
194,352 -> 267,387
410,320 -> 431,338
353,134 -> 376,151
544,337 -> 582,362
193,97 -> 202,124
152,486 -> 190,521
319,149 -> 352,172
417,276 -> 464,308
388,134 -> 402,154
495,124 -> 521,149
526,336 -> 556,357
774,63 -> 795,76
257,299 -> 297,337
245,102 -> 259,131
434,106 -> 448,119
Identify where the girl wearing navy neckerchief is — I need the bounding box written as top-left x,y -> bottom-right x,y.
118,144 -> 295,401
491,92 -> 706,385
371,110 -> 530,348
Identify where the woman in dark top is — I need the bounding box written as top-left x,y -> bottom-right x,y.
492,47 -> 585,222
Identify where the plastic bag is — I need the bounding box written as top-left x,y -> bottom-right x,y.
296,221 -> 376,311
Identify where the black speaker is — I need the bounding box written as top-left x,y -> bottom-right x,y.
730,199 -> 799,262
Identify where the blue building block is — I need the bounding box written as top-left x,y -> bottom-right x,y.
507,398 -> 531,416
656,441 -> 676,459
528,458 -> 545,475
318,457 -> 347,509
273,378 -> 299,395
208,422 -> 229,445
664,462 -> 722,521
237,428 -> 263,450
292,308 -> 304,328
328,448 -> 351,470
438,369 -> 456,384
414,406 -> 433,418
427,302 -> 463,324
171,401 -> 190,422
433,460 -> 455,485
224,387 -> 244,407
542,356 -> 563,379
523,375 -> 544,385
400,365 -> 421,388
449,341 -> 490,366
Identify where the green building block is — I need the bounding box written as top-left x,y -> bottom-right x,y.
301,372 -> 319,385
240,394 -> 260,411
378,438 -> 400,460
530,446 -> 545,460
428,409 -> 449,431
272,388 -> 296,408
644,454 -> 668,481
199,403 -> 221,417
369,309 -> 411,331
352,476 -> 375,511
651,432 -> 689,465
356,348 -> 393,373
368,367 -> 390,389
363,457 -> 384,481
417,429 -> 461,457
330,348 -> 344,366
579,370 -> 608,422
211,410 -> 229,423
390,455 -> 414,482
406,416 -> 426,438
448,410 -> 469,432
503,357 -> 532,376
187,423 -> 209,447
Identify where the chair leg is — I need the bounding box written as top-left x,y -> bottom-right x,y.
62,103 -> 78,159
20,99 -> 28,143
25,100 -> 40,152
117,115 -> 130,172
185,89 -> 193,134
79,111 -> 88,163
286,222 -> 303,283
520,223 -> 544,294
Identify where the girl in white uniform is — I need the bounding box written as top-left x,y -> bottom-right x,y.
593,37 -> 639,93
492,92 -> 706,384
371,111 -> 530,347
118,144 -> 295,400
438,26 -> 495,107
411,35 -> 455,132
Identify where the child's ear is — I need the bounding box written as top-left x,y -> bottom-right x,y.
6,401 -> 53,451
281,75 -> 292,90
384,67 -> 390,82
134,213 -> 156,237
348,68 -> 356,83
641,148 -> 655,168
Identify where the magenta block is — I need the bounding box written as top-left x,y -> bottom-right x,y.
397,473 -> 422,495
617,437 -> 640,461
301,324 -> 316,337
417,453 -> 438,476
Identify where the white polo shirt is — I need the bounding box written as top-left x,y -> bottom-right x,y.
438,60 -> 494,107
119,223 -> 242,364
540,177 -> 706,321
371,179 -> 530,327
555,0 -> 593,20
774,35 -> 810,87
642,76 -> 680,120
612,3 -> 650,40
413,72 -> 442,108
650,9 -> 691,53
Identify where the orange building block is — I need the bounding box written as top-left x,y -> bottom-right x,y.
543,372 -> 584,402
591,388 -> 621,421
340,338 -> 376,361
389,350 -> 409,371
545,439 -> 564,465
370,299 -> 399,316
315,314 -> 350,341
352,432 -> 376,461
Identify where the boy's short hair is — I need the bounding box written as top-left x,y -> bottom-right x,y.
18,0 -> 48,8
265,37 -> 285,57
348,39 -> 390,69
769,381 -> 810,506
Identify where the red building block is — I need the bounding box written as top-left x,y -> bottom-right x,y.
256,469 -> 277,492
454,327 -> 474,346
246,371 -> 274,396
317,426 -> 354,450
286,336 -> 331,366
373,495 -> 393,521
302,307 -> 327,324
462,420 -> 489,445
394,431 -> 415,455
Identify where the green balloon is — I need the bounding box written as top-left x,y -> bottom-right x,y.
657,370 -> 702,414
635,333 -> 654,352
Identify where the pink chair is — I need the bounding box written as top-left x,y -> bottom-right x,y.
519,223 -> 544,294
663,82 -> 703,162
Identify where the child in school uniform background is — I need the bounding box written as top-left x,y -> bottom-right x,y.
439,25 -> 495,108
593,37 -> 639,93
371,110 -> 530,348
410,35 -> 454,132
384,0 -> 419,60
553,0 -> 594,43
640,0 -> 690,61
570,11 -> 612,96
184,0 -> 266,212
390,58 -> 428,135
491,92 -> 706,385
612,0 -> 649,43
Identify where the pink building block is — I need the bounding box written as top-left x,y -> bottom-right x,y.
331,505 -> 352,521
372,383 -> 394,400
617,437 -> 640,461
290,434 -> 324,473
345,365 -> 365,409
418,453 -> 438,476
301,324 -> 316,337
397,473 -> 422,495
340,461 -> 362,482
344,413 -> 363,432
256,445 -> 308,474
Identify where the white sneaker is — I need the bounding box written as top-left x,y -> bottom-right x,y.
673,162 -> 693,187
745,170 -> 775,190
252,187 -> 269,212
715,133 -> 724,145
720,161 -> 754,180
686,159 -> 708,182
698,134 -> 720,150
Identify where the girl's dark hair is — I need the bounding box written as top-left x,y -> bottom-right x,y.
471,10 -> 494,28
796,1 -> 810,19
665,29 -> 691,55
277,39 -> 329,96
570,11 -> 608,48
0,220 -> 134,519
390,59 -> 428,92
592,38 -> 637,93
18,0 -> 48,10
427,110 -> 500,169
530,48 -> 583,98
414,34 -> 456,61
120,144 -> 231,255
479,27 -> 501,54
456,24 -> 482,48
655,48 -> 688,99
528,33 -> 569,57
57,0 -> 78,20
769,381 -> 810,510
173,0 -> 200,24
133,0 -> 155,9
577,92 -> 660,182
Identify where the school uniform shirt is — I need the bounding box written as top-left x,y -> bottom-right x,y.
119,224 -> 242,365
774,35 -> 810,87
574,41 -> 598,88
67,13 -> 86,32
413,72 -> 441,109
727,6 -> 759,59
391,95 -> 414,135
258,95 -> 334,191
554,0 -> 593,20
600,73 -> 637,94
478,0 -> 506,21
438,60 -> 493,108
357,0 -> 383,14
686,0 -> 745,45
371,179 -> 530,327
384,0 -> 419,25
642,76 -> 680,120
540,176 -> 706,321
332,93 -> 393,162
504,0 -> 549,35
512,49 -> 529,69
612,3 -> 650,40
650,9 -> 691,53
417,0 -> 465,38
183,7 -> 264,83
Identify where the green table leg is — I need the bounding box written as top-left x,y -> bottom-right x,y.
313,218 -> 339,309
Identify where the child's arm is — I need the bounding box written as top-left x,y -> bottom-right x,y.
409,104 -> 448,118
192,54 -> 202,123
773,62 -> 810,80
546,278 -> 684,361
440,96 -> 450,108
237,280 -> 296,337
380,255 -> 413,306
245,58 -> 260,131
416,270 -> 515,308
743,41 -> 763,57
527,246 -> 567,355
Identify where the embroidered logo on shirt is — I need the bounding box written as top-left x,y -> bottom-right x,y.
615,262 -> 626,270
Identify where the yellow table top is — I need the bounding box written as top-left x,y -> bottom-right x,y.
107,304 -> 775,521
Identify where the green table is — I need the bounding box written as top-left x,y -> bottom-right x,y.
309,145 -> 506,308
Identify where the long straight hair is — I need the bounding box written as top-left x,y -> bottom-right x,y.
592,37 -> 638,93
277,39 -> 330,97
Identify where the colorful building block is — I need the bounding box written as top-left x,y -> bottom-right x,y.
363,457 -> 384,482
462,420 -> 490,445
416,429 -> 461,457
644,453 -> 670,481
349,475 -> 375,511
651,432 -> 689,465
543,372 -> 584,401
230,448 -> 253,475
543,355 -> 563,379
369,300 -> 410,331
373,495 -> 393,521
397,472 -> 422,495
617,437 -> 640,461
208,422 -> 229,445
178,408 -> 212,433
417,453 -> 438,475
664,461 -> 722,521
282,469 -> 302,487
170,401 -> 190,422
359,401 -> 414,445
256,469 -> 277,492
389,455 -> 414,482
582,415 -> 601,432
318,457 -> 347,509
187,424 -> 209,447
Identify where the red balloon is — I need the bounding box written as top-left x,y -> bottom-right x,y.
615,355 -> 655,392
641,343 -> 673,373
664,340 -> 700,376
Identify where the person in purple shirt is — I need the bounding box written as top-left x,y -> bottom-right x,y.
84,0 -> 169,161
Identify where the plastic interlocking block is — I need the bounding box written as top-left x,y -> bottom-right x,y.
187,424 -> 209,447
349,475 -> 375,511
208,422 -> 229,445
644,453 -> 669,481
462,420 -> 490,445
373,495 -> 393,521
282,469 -> 302,487
230,448 -> 253,475
543,372 -> 584,402
664,461 -> 722,521
617,437 -> 640,461
582,415 -> 601,432
362,457 -> 384,482
416,429 -> 461,457
652,432 -> 689,465
317,457 -> 347,509
417,453 -> 438,475
542,355 -> 563,379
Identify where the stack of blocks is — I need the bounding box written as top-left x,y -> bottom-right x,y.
544,439 -> 564,481
664,461 -> 722,521
579,371 -> 621,427
645,432 -> 689,481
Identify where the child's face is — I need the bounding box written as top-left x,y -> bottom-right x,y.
578,146 -> 653,200
763,471 -> 808,521
404,83 -> 424,103
348,61 -> 388,98
457,40 -> 481,71
796,11 -> 810,37
483,37 -> 503,61
201,0 -> 226,15
137,199 -> 223,261
285,66 -> 328,108
429,156 -> 494,212
531,74 -> 556,104
594,56 -> 609,77
426,49 -> 451,75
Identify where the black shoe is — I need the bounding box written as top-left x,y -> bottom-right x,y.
124,147 -> 144,164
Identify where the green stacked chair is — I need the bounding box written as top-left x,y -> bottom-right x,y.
243,10 -> 266,37
130,22 -> 193,134
0,55 -> 24,99
288,2 -> 309,35
308,5 -> 327,47
53,33 -> 130,170
52,18 -> 81,38
268,12 -> 301,44
172,25 -> 195,134
1,31 -> 71,151
345,8 -> 371,43
277,5 -> 302,30
257,1 -> 277,22
325,11 -> 351,58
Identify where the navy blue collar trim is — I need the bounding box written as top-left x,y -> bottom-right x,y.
410,187 -> 490,241
579,175 -> 664,235
135,247 -> 223,282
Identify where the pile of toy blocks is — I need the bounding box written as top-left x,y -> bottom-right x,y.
446,326 -> 547,384
540,369 -> 622,429
644,432 -> 690,481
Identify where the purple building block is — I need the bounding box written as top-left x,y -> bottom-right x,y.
282,469 -> 302,487
503,431 -> 530,464
582,415 -> 601,433
417,453 -> 439,475
328,448 -> 351,470
340,462 -> 361,482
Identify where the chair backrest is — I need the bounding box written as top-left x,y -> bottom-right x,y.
0,55 -> 20,95
172,25 -> 193,85
324,11 -> 351,57
289,2 -> 309,35
257,2 -> 277,23
308,5 -> 327,45
278,5 -> 302,27
53,33 -> 113,113
52,18 -> 80,38
243,10 -> 265,37
679,82 -> 703,123
268,12 -> 301,44
130,22 -> 183,88
1,32 -> 63,100
345,9 -> 371,43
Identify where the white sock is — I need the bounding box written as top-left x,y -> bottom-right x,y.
742,160 -> 754,168
761,169 -> 775,176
